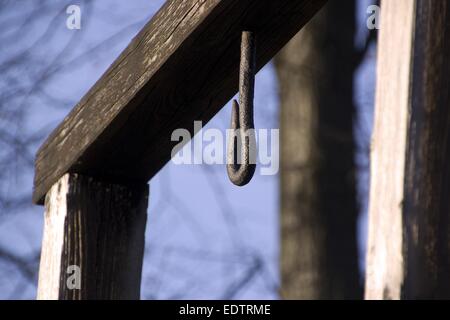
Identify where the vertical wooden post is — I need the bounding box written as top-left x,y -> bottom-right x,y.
366,0 -> 450,299
37,173 -> 148,300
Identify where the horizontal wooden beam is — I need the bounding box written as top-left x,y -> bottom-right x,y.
33,0 -> 327,204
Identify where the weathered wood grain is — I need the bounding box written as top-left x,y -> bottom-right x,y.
37,173 -> 148,300
402,0 -> 450,299
33,0 -> 327,204
365,0 -> 416,300
365,0 -> 450,299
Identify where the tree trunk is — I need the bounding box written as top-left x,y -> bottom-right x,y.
275,1 -> 362,299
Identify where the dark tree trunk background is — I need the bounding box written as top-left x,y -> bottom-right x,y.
275,1 -> 364,299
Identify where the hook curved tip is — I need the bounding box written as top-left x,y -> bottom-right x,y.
231,99 -> 239,129
227,99 -> 256,187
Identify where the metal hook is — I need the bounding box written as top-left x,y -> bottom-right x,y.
227,31 -> 257,186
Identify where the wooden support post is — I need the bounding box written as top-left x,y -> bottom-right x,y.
37,174 -> 148,300
366,0 -> 450,299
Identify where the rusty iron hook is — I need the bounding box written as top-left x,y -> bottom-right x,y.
227,31 -> 257,186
